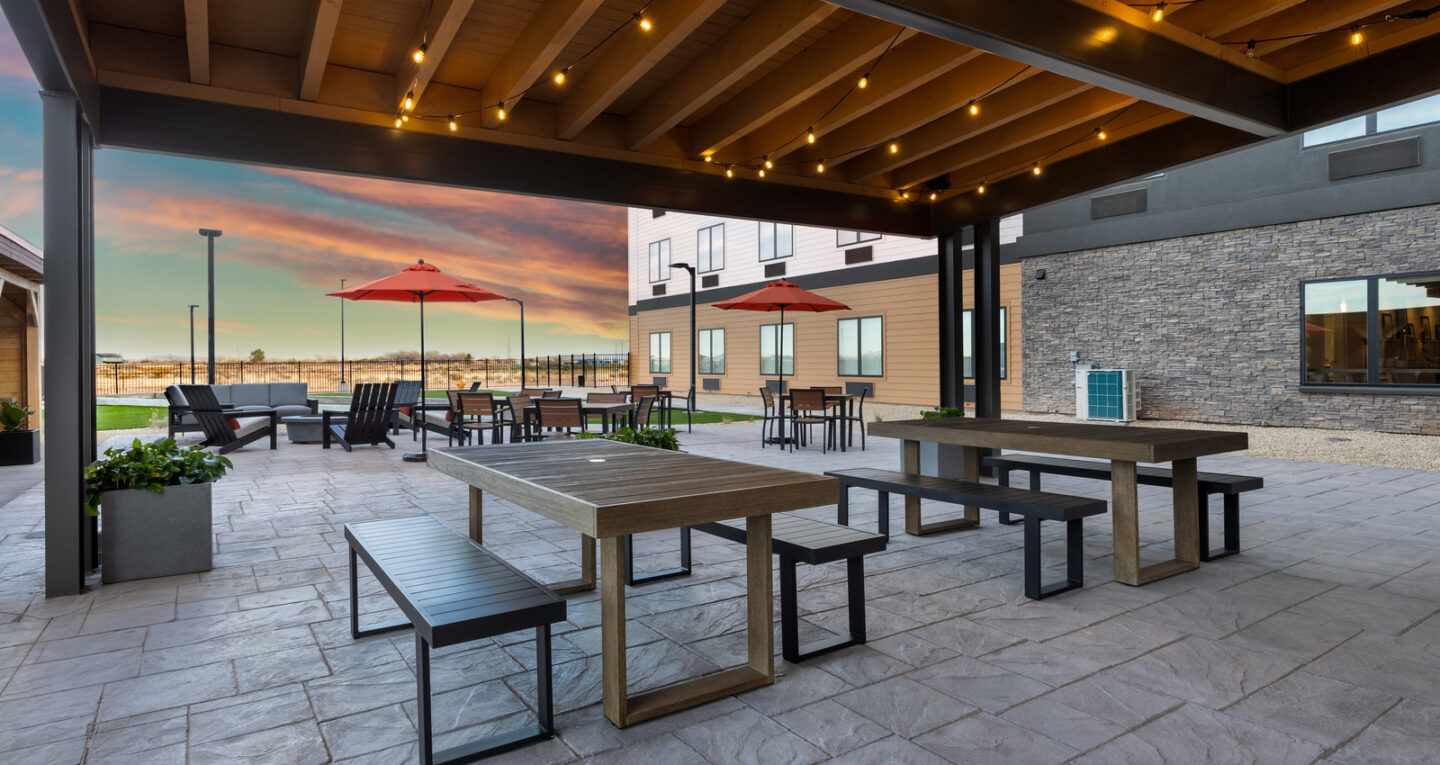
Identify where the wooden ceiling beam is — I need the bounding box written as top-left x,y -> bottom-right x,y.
743,35 -> 980,164
1289,28 -> 1440,129
475,0 -> 604,129
1284,10 -> 1440,81
183,0 -> 208,85
298,0 -> 343,101
1167,0 -> 1309,39
627,0 -> 833,151
889,89 -> 1138,190
1246,0 -> 1408,57
555,0 -> 726,141
393,0 -> 475,116
826,0 -> 1288,136
842,71 -> 1082,182
687,15 -> 912,159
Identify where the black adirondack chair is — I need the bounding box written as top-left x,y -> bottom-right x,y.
389,380 -> 423,439
178,385 -> 278,454
324,383 -> 399,451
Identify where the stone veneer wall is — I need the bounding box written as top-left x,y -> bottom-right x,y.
1020,202 -> 1440,434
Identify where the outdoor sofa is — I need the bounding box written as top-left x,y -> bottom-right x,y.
165,383 -> 319,438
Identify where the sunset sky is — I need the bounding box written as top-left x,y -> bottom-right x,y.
0,17 -> 629,361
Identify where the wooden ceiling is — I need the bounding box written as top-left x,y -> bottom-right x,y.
10,0 -> 1440,234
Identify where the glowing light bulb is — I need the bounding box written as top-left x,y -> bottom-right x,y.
758,168 -> 766,178
969,102 -> 979,116
1351,27 -> 1362,45
929,192 -> 938,201
816,161 -> 825,173
806,128 -> 816,144
1032,163 -> 1041,176
764,157 -> 773,169
403,92 -> 415,111
394,117 -> 403,128
889,143 -> 899,154
977,182 -> 986,194
857,75 -> 868,89
1152,3 -> 1164,22
401,114 -> 409,122
702,155 -> 712,163
554,70 -> 566,85
413,45 -> 426,64
497,106 -> 506,121
725,166 -> 734,178
449,117 -> 457,131
1097,129 -> 1107,140
638,15 -> 652,31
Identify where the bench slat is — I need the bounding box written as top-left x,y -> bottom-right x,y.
825,468 -> 1106,522
983,454 -> 1262,493
696,513 -> 885,565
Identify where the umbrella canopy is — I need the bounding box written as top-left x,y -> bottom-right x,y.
327,260 -> 508,461
712,279 -> 850,313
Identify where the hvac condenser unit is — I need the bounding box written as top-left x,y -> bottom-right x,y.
1075,369 -> 1138,422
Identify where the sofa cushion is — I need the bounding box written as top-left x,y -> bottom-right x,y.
268,383 -> 308,407
232,417 -> 270,439
210,385 -> 233,404
273,404 -> 313,418
164,385 -> 188,408
229,384 -> 270,407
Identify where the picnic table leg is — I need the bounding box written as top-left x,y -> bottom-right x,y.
468,487 -> 483,544
1111,460 -> 1142,585
600,536 -> 628,726
904,440 -> 980,536
1171,458 -> 1203,566
1113,459 -> 1201,586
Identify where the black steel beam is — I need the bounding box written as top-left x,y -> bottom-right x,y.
937,229 -> 963,408
972,218 -> 1001,419
96,88 -> 934,238
826,0 -> 1286,137
931,117 -> 1256,233
0,0 -> 100,130
1289,33 -> 1440,132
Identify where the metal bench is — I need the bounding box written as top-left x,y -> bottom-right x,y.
345,514 -> 567,765
982,454 -> 1261,561
826,468 -> 1107,600
693,513 -> 885,663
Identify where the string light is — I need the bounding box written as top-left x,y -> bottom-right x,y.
1246,40 -> 1256,58
554,69 -> 567,85
1097,129 -> 1107,140
758,168 -> 766,178
702,155 -> 712,162
1151,2 -> 1164,22
394,117 -> 403,128
929,191 -> 938,201
857,74 -> 868,89
636,13 -> 652,31
889,143 -> 899,154
806,127 -> 816,144
448,116 -> 457,131
725,166 -> 734,178
977,182 -> 985,194
413,45 -> 426,64
403,92 -> 415,111
1214,9 -> 1439,54
1351,26 -> 1362,45
496,105 -> 506,121
401,113 -> 409,122
1032,163 -> 1041,175
969,102 -> 979,116
764,156 -> 774,169
816,160 -> 825,174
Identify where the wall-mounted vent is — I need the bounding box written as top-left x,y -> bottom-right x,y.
1329,137 -> 1421,180
844,381 -> 874,397
845,246 -> 874,265
651,284 -> 666,296
764,262 -> 786,277
702,377 -> 721,391
1090,188 -> 1147,219
652,376 -> 667,386
701,274 -> 719,288
651,209 -> 666,218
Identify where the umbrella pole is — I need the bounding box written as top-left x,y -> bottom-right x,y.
405,292 -> 428,462
777,305 -> 787,445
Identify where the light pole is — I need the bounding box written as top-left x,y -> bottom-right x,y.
187,304 -> 199,384
670,262 -> 696,430
198,228 -> 222,383
504,297 -> 525,387
338,278 -> 347,391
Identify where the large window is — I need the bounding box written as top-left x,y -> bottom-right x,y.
837,317 -> 883,377
836,230 -> 881,247
697,223 -> 724,273
1302,93 -> 1440,147
760,323 -> 794,376
698,329 -> 725,374
961,308 -> 1008,379
649,332 -> 671,374
648,240 -> 670,282
759,222 -> 793,261
1304,272 -> 1440,386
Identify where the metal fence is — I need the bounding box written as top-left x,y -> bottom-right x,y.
95,355 -> 631,396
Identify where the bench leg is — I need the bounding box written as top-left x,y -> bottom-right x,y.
418,628 -> 555,765
877,491 -> 889,539
837,484 -> 849,526
997,469 -> 1021,525
1199,493 -> 1242,561
622,527 -> 693,585
349,547 -> 411,639
781,555 -> 867,663
1022,516 -> 1086,600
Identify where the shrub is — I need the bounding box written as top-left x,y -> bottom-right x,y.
0,400 -> 34,432
920,406 -> 965,419
576,427 -> 680,451
84,438 -> 233,516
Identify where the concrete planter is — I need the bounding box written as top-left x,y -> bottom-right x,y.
0,430 -> 40,465
100,482 -> 213,583
916,441 -> 968,479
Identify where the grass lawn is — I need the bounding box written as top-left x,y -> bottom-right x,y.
97,405 -> 166,431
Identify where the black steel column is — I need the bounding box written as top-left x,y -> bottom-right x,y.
937,229 -> 964,408
199,228 -> 222,383
43,91 -> 96,597
973,218 -> 1002,419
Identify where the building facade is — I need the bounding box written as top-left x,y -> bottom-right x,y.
1018,93 -> 1440,434
0,226 -> 42,419
627,210 -> 1024,407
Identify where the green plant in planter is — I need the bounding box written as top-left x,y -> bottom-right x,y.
576,427 -> 680,451
83,438 -> 233,516
921,406 -> 965,419
0,400 -> 34,432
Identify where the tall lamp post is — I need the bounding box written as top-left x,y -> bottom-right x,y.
337,278 -> 347,391
669,262 -> 696,430
504,297 -> 525,387
198,228 -> 222,383
187,304 -> 199,384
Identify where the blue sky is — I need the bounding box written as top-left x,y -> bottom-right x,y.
0,17 -> 629,361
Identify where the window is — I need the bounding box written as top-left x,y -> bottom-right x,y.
648,240 -> 670,282
759,222 -> 793,261
836,230 -> 880,247
648,332 -> 671,373
698,329 -> 725,374
837,317 -> 883,377
961,308 -> 1008,380
760,323 -> 794,376
1302,93 -> 1440,147
1304,272 -> 1440,386
1301,116 -> 1366,148
697,223 -> 724,273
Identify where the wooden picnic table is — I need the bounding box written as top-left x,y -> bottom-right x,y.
428,439 -> 836,728
866,418 -> 1248,586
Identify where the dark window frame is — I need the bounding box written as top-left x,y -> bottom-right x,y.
836,230 -> 881,247
836,315 -> 884,378
647,239 -> 671,283
759,322 -> 795,376
1299,270 -> 1440,390
697,223 -> 725,274
1301,93 -> 1440,149
758,222 -> 794,262
648,331 -> 671,374
698,328 -> 726,375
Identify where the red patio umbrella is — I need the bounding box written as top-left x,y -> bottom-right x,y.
328,260 -> 507,461
714,279 -> 848,444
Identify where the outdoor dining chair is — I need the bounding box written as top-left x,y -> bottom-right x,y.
178,384 -> 277,454
323,383 -> 399,451
633,395 -> 657,430
519,388 -> 549,398
506,395 -> 533,442
840,386 -> 868,450
757,386 -> 781,447
788,388 -> 835,453
534,398 -> 589,439
588,392 -> 629,432
453,391 -> 500,445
